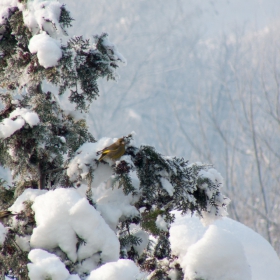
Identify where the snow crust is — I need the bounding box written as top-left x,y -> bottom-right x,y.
28,249 -> 79,280
86,259 -> 143,280
29,32 -> 62,68
0,108 -> 40,139
170,213 -> 280,280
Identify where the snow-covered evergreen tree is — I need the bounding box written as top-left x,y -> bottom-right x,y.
0,1 -> 229,279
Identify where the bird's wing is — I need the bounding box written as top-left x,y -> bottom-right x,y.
98,142 -> 118,153
102,147 -> 120,154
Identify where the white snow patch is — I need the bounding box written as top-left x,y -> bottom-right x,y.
0,223 -> 7,245
160,177 -> 174,196
15,235 -> 31,252
92,172 -> 140,230
29,32 -> 62,68
86,259 -> 143,280
9,108 -> 40,127
67,138 -> 116,182
127,225 -> 149,256
0,118 -> 25,139
59,136 -> 66,143
155,214 -> 168,232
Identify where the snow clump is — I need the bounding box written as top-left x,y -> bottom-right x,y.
28,32 -> 62,68
28,249 -> 80,280
0,108 -> 40,139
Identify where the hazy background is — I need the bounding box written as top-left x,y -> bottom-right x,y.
2,0 -> 280,254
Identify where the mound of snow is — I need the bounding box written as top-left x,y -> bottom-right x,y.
170,213 -> 280,280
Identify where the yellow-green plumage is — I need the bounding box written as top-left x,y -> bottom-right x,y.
98,138 -> 126,161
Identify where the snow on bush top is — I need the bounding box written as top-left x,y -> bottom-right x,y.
0,108 -> 40,139
183,225 -> 251,280
170,213 -> 280,280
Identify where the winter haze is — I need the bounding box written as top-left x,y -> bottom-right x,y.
0,0 -> 280,279
61,0 -> 280,253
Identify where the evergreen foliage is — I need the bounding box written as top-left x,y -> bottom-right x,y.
0,1 -> 229,279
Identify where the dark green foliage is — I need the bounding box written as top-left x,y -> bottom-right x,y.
76,234 -> 87,252
58,33 -> 124,111
154,234 -> 171,260
118,215 -> 142,259
0,181 -> 16,210
59,5 -> 74,34
111,137 -> 228,277
0,3 -> 124,113
118,144 -> 225,217
0,91 -> 94,190
0,4 -> 124,192
0,229 -> 29,279
114,160 -> 137,195
0,200 -> 35,279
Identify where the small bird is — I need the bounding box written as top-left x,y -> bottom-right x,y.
0,210 -> 15,223
98,138 -> 126,161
